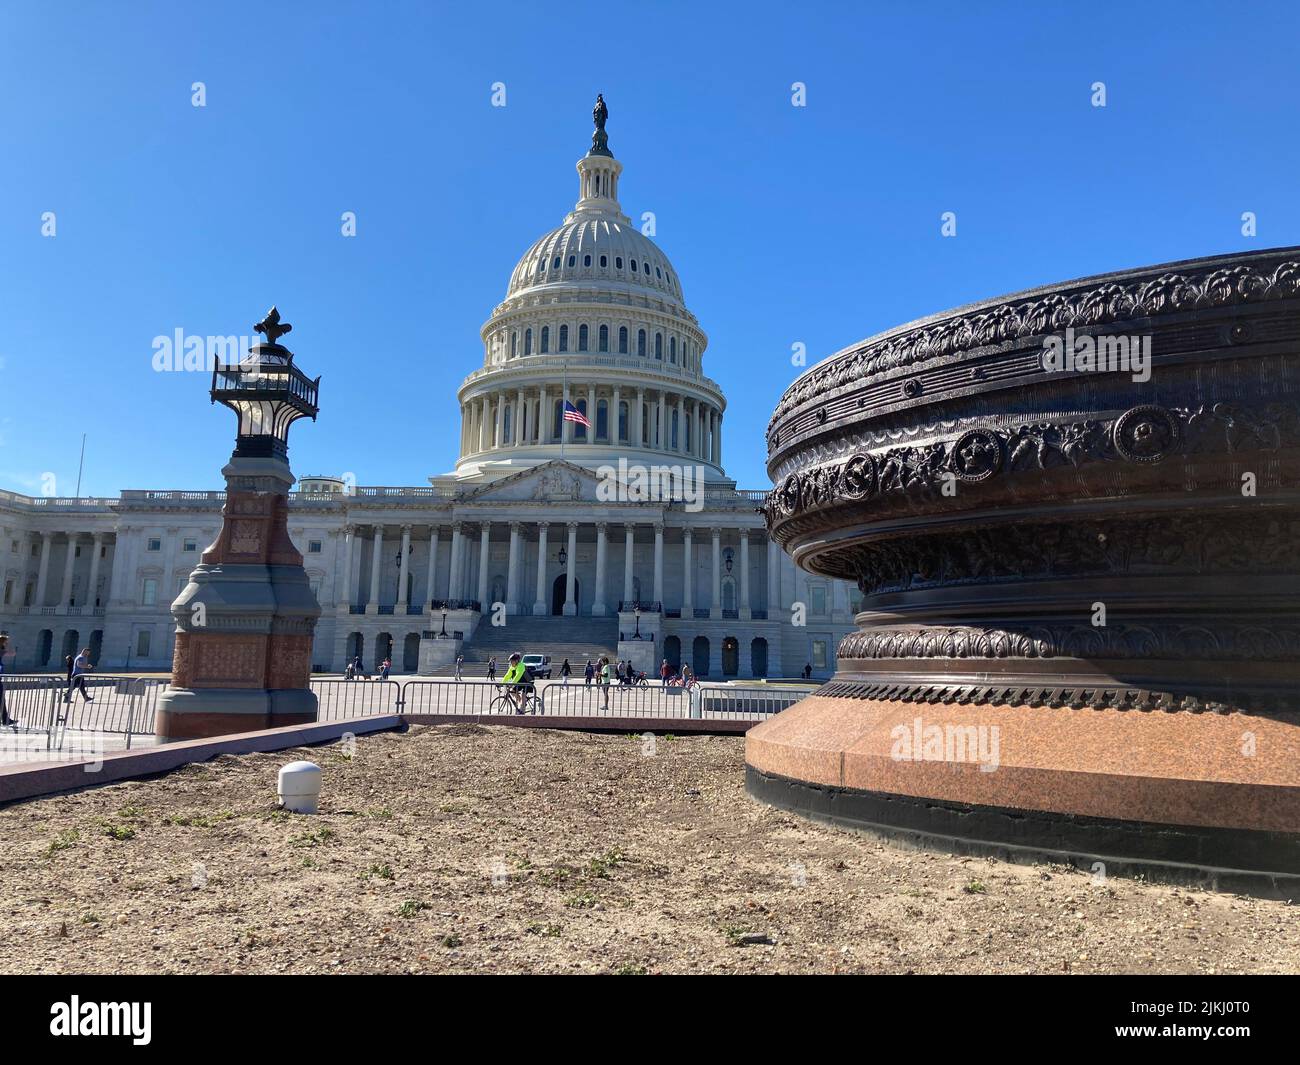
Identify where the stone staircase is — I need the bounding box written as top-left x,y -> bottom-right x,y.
422,615 -> 619,678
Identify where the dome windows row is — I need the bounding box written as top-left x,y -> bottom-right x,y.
493,322 -> 701,372
518,246 -> 676,295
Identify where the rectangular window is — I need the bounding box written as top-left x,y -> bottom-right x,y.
142,578 -> 157,606
183,539 -> 197,552
811,639 -> 828,669
136,630 -> 152,658
809,584 -> 827,617
147,538 -> 161,552
3,579 -> 11,605
75,545 -> 82,557
9,539 -> 16,554
308,540 -> 322,554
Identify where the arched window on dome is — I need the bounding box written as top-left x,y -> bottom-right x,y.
553,256 -> 561,269
600,255 -> 607,268
596,399 -> 608,442
567,255 -> 575,268
669,336 -> 676,363
599,324 -> 609,352
644,261 -> 651,275
540,326 -> 549,354
583,254 -> 591,267
618,327 -> 628,355
637,330 -> 647,357
524,329 -> 533,356
578,324 -> 589,352
618,401 -> 628,443
616,256 -> 623,270
654,333 -> 663,360
558,325 -> 568,352
630,259 -> 638,274
656,266 -> 662,279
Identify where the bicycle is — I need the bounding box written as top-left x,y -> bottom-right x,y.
489,683 -> 544,716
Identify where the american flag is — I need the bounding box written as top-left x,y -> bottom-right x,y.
562,400 -> 591,429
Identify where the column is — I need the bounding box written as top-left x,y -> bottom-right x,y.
716,411 -> 723,467
107,527 -> 127,604
339,524 -> 355,610
367,525 -> 384,612
514,390 -> 524,447
767,536 -> 780,616
533,522 -> 549,615
652,524 -> 664,607
537,386 -> 547,443
494,393 -> 505,449
477,523 -> 491,607
59,534 -> 78,609
86,532 -> 104,610
396,524 -> 412,610
351,523 -> 365,605
710,527 -> 722,618
676,395 -> 685,454
563,522 -> 578,616
695,403 -> 704,459
447,523 -> 463,602
160,526 -> 180,606
635,388 -> 645,447
623,523 -> 635,605
682,527 -> 694,615
592,522 -> 608,616
506,522 -> 522,614
479,396 -> 490,451
424,526 -> 440,606
611,386 -> 622,443
739,530 -> 751,620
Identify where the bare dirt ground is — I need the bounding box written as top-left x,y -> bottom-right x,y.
1,724 -> 1296,975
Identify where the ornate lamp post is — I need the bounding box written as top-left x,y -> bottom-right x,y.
157,307 -> 322,741
440,607 -> 448,638
633,605 -> 641,639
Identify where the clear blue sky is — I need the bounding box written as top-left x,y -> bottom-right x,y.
1,1 -> 1297,496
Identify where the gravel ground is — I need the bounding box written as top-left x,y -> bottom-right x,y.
1,723 -> 1296,975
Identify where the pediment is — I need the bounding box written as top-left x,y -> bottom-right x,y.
461,461 -> 609,503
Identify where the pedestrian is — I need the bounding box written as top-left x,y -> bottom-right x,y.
486,656 -> 497,682
625,659 -> 635,685
0,632 -> 14,728
63,646 -> 94,709
64,653 -> 73,693
345,660 -> 354,681
660,658 -> 671,686
584,659 -> 594,686
560,658 -> 571,685
615,660 -> 625,685
598,656 -> 611,710
380,658 -> 391,680
353,655 -> 369,681
455,653 -> 464,681
803,662 -> 812,680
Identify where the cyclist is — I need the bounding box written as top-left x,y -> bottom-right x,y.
500,652 -> 533,713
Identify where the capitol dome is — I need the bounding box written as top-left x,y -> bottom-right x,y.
453,96 -> 727,481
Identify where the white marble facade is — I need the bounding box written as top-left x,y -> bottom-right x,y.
0,113 -> 859,678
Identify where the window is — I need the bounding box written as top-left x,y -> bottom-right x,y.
671,409 -> 679,449
183,539 -> 197,552
644,261 -> 650,274
142,578 -> 158,606
567,254 -> 575,267
598,324 -> 608,352
308,540 -> 322,554
147,538 -> 161,552
31,543 -> 38,556
656,266 -> 662,279
136,629 -> 152,658
596,399 -> 608,441
670,337 -> 677,363
9,540 -> 17,554
3,579 -> 11,605
510,332 -> 517,357
615,256 -> 623,269
618,326 -> 628,354
630,259 -> 637,273
578,324 -> 588,351
810,584 -> 827,616
540,326 -> 549,353
811,640 -> 828,670
553,256 -> 561,268
637,330 -> 646,356
583,254 -> 591,267
558,324 -> 568,352
524,328 -> 532,356
599,255 -> 607,267
655,333 -> 663,359
618,401 -> 629,443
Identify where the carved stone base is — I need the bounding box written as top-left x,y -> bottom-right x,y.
745,692 -> 1300,896
156,687 -> 318,742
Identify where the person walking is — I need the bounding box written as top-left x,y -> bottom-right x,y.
455,653 -> 464,681
560,658 -> 571,686
660,659 -> 671,686
63,647 -> 94,711
486,656 -> 497,682
0,632 -> 14,728
353,655 -> 369,681
380,658 -> 391,680
584,659 -> 594,686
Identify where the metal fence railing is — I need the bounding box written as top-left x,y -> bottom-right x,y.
312,679 -> 403,722
693,684 -> 812,720
400,678 -> 510,716
0,674 -> 62,748
542,681 -> 696,719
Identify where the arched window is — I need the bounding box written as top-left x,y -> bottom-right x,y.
583,254 -> 591,267
654,333 -> 663,359
630,259 -> 638,273
511,332 -> 517,357
618,401 -> 628,443
524,328 -> 533,356
637,330 -> 647,356
600,255 -> 607,267
567,254 -> 575,267
540,326 -> 549,354
553,256 -> 561,269
578,324 -> 588,351
618,327 -> 628,354
644,261 -> 650,274
616,256 -> 623,269
558,325 -> 568,352
599,324 -> 609,352
552,399 -> 565,439
503,405 -> 513,443
641,403 -> 650,444
669,336 -> 676,363
656,266 -> 662,279
596,399 -> 608,441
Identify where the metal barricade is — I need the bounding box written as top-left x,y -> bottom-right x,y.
694,684 -> 813,720
0,674 -> 61,752
541,680 -> 696,719
400,678 -> 515,717
311,678 -> 403,722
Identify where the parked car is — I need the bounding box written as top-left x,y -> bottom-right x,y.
521,653 -> 552,679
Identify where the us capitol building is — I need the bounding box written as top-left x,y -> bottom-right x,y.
0,100 -> 858,679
